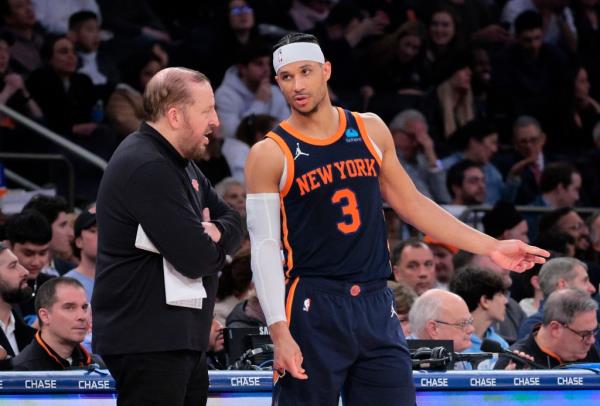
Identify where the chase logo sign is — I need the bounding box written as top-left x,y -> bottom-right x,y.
344,128 -> 361,142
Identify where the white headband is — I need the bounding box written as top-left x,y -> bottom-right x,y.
273,42 -> 325,74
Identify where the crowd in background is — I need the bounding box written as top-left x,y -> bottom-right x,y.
0,0 -> 599,371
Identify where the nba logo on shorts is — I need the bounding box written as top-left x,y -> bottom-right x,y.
303,298 -> 311,312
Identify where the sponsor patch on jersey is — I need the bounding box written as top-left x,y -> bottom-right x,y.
344,128 -> 361,142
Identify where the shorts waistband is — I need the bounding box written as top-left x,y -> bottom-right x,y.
293,277 -> 388,297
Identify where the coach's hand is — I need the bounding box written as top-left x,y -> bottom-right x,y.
202,208 -> 222,243
489,239 -> 550,273
270,322 -> 308,380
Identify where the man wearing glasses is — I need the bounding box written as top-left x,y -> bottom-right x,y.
408,289 -> 475,353
496,288 -> 600,369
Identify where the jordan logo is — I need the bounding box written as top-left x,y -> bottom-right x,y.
390,303 -> 398,319
294,143 -> 310,160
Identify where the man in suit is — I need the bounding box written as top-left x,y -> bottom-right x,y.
0,243 -> 36,368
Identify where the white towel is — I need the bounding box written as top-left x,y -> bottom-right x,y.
134,225 -> 206,309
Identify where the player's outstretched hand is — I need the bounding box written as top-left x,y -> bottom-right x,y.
271,325 -> 308,380
489,239 -> 550,273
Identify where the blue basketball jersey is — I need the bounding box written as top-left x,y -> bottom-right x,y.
267,107 -> 391,282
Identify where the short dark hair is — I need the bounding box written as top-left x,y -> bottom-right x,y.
450,118 -> 497,150
0,241 -> 7,254
449,266 -> 506,312
23,194 -> 70,225
272,32 -> 319,53
538,207 -> 574,236
515,10 -> 543,36
5,210 -> 52,246
68,10 -> 97,31
216,248 -> 252,300
446,159 -> 482,198
536,231 -> 575,256
35,277 -> 85,326
40,35 -> 70,62
539,162 -> 578,194
390,237 -> 430,266
236,40 -> 272,65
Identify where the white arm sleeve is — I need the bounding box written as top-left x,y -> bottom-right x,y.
246,193 -> 287,326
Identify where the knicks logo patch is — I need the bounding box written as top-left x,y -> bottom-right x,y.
303,298 -> 311,312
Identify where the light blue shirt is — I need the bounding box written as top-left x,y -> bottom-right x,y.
64,269 -> 94,302
464,326 -> 509,370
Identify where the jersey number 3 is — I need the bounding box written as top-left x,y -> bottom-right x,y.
331,188 -> 361,234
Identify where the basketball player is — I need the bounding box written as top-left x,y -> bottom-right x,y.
244,32 -> 549,405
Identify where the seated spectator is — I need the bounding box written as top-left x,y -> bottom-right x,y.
64,208 -> 96,301
483,200 -> 529,243
442,119 -> 505,204
206,319 -> 226,370
470,47 -> 493,118
588,211 -> 600,264
215,40 -> 289,139
0,243 -> 35,368
518,257 -> 596,339
408,288 -> 474,353
493,116 -> 550,205
368,20 -> 429,95
32,0 -> 100,35
27,35 -> 98,138
4,210 -> 55,325
450,266 -> 510,356
214,249 -> 252,326
453,251 -> 526,344
425,6 -> 466,77
215,177 -> 246,219
490,10 -> 570,150
0,29 -> 44,162
0,30 -> 42,121
427,52 -> 475,147
536,231 -> 576,257
501,0 -> 577,52
388,281 -> 417,337
98,0 -> 171,50
12,276 -> 99,370
311,2 -> 383,111
535,162 -> 582,209
0,0 -> 45,75
105,49 -> 163,138
23,194 -> 75,274
538,207 -> 590,257
67,10 -> 119,99
388,109 -> 450,204
496,288 -> 600,369
566,66 -> 600,155
225,294 -> 267,329
195,125 -> 232,186
222,113 -> 276,182
423,235 -> 458,290
446,159 -> 486,206
391,238 -> 436,296
517,264 -> 544,317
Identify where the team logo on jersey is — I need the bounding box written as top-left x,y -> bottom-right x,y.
191,179 -> 199,192
294,143 -> 310,160
344,128 -> 361,142
303,298 -> 311,312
